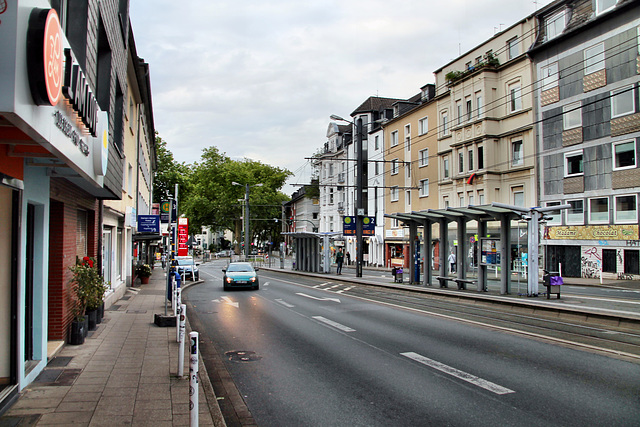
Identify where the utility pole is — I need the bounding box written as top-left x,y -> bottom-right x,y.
355,118 -> 364,278
244,183 -> 250,257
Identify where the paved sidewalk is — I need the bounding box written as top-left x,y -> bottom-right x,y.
1,269 -> 225,426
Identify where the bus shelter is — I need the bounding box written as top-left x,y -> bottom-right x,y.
282,231 -> 341,273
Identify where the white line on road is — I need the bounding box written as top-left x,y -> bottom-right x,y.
401,352 -> 515,395
221,296 -> 239,308
336,286 -> 355,294
313,282 -> 333,288
275,299 -> 295,308
296,293 -> 341,303
312,316 -> 356,332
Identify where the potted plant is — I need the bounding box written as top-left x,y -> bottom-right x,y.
69,257 -> 107,343
136,263 -> 152,284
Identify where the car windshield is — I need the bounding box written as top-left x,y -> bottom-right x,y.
227,264 -> 254,273
177,259 -> 194,266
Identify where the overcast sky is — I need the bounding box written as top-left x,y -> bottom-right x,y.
129,0 -> 554,194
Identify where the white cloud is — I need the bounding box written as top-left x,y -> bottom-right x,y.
130,0 -> 554,193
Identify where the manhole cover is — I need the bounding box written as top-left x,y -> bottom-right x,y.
225,350 -> 262,363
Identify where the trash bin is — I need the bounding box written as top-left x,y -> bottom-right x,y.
543,270 -> 561,299
392,267 -> 403,283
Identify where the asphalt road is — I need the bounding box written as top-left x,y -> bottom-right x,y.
185,259 -> 640,427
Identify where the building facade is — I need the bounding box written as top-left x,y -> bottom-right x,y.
530,0 -> 640,279
0,0 -> 150,410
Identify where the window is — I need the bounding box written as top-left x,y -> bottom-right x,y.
613,140 -> 636,170
508,82 -> 522,112
443,157 -> 450,179
375,162 -> 379,175
584,43 -> 604,75
406,190 -> 411,206
419,179 -> 429,197
611,86 -> 635,118
602,249 -> 616,273
419,148 -> 429,167
567,199 -> 584,224
419,117 -> 428,135
478,146 -> 484,169
391,159 -> 399,175
512,186 -> 524,207
127,163 -> 133,194
456,100 -> 463,125
329,188 -> 334,204
545,202 -> 562,225
475,92 -> 483,117
374,135 -> 379,150
466,96 -> 472,121
459,193 -> 464,207
615,195 -> 637,223
391,131 -> 399,147
565,150 -> 583,177
512,140 -> 523,166
589,197 -> 609,223
597,0 -> 618,14
458,151 -> 464,174
478,190 -> 485,205
441,111 -> 449,136
405,125 -> 411,151
563,102 -> 582,129
546,10 -> 566,40
507,37 -> 519,60
541,62 -> 559,91
468,192 -> 474,206
406,163 -> 411,179
391,186 -> 399,202
443,196 -> 449,209
468,149 -> 474,171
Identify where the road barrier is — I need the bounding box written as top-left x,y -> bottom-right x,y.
189,332 -> 199,427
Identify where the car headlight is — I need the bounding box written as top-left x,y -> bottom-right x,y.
250,277 -> 256,282
226,277 -> 233,283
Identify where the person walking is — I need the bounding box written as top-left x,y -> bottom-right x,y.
448,251 -> 456,274
345,251 -> 351,266
336,248 -> 344,275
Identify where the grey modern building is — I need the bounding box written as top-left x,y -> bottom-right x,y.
530,0 -> 640,279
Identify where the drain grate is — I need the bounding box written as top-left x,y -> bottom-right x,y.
126,310 -> 147,314
47,356 -> 72,368
225,350 -> 262,363
108,304 -> 121,311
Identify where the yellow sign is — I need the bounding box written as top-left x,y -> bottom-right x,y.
546,225 -> 639,240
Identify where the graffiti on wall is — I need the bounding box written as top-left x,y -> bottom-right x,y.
581,246 -> 601,278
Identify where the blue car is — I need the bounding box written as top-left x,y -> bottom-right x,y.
222,262 -> 259,291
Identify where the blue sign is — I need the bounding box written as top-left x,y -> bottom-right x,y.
343,216 -> 376,235
137,215 -> 160,233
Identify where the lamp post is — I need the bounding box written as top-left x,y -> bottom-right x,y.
330,114 -> 365,277
232,181 -> 263,257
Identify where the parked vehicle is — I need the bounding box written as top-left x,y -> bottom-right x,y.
175,256 -> 199,281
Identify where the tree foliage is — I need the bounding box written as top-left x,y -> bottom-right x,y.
152,133 -> 192,205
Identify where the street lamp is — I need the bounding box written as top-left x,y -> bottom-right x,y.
232,181 -> 263,257
330,114 -> 366,277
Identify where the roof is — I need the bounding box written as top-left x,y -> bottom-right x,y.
351,96 -> 405,116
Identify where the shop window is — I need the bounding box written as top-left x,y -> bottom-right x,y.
602,249 -> 616,273
625,250 -> 639,275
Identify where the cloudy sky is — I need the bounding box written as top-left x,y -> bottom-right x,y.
129,0 -> 553,194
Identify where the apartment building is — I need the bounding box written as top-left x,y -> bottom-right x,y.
384,85 -> 440,268
530,0 -> 640,279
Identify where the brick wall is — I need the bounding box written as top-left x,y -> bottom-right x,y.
48,178 -> 99,341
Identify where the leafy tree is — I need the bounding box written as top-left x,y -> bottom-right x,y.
152,133 -> 192,208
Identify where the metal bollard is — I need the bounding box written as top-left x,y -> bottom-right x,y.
189,332 -> 199,427
175,288 -> 182,342
178,304 -> 186,377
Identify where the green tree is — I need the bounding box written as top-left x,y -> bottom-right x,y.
152,133 -> 192,208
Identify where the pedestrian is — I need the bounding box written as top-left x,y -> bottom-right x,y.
346,251 -> 351,266
448,251 -> 456,273
161,253 -> 166,269
336,248 -> 344,275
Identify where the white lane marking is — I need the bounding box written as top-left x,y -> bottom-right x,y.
326,284 -> 341,290
313,282 -> 333,288
401,352 -> 515,395
275,299 -> 295,308
335,286 -> 355,294
296,293 -> 341,303
221,296 -> 239,308
312,316 -> 355,332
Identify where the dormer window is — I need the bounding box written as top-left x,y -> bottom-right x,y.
546,9 -> 566,40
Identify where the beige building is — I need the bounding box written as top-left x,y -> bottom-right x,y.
434,16 -> 538,212
383,85 -> 440,267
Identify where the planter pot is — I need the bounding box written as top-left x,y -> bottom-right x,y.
86,309 -> 97,331
96,302 -> 104,324
69,320 -> 85,345
141,276 -> 150,284
82,316 -> 89,337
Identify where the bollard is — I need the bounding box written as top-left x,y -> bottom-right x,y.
189,332 -> 199,427
178,304 -> 186,377
175,288 -> 182,342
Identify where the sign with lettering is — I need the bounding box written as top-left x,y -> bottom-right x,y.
138,215 -> 160,233
546,225 -> 638,240
178,218 -> 189,256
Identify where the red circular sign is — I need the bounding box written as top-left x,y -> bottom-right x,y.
43,9 -> 62,106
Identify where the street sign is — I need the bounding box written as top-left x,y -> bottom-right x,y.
178,218 -> 189,256
343,216 -> 375,236
138,215 -> 160,233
